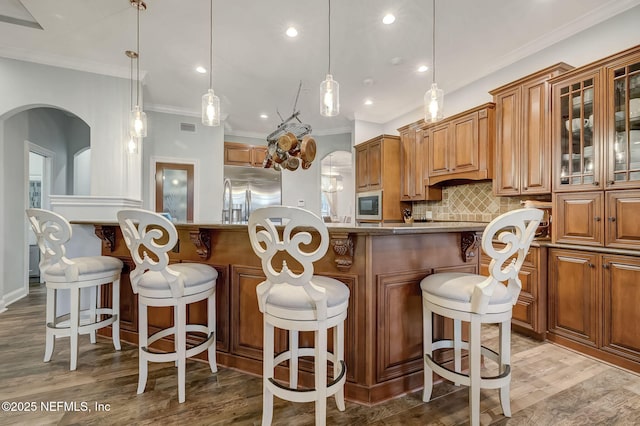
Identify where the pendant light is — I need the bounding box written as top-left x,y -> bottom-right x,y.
126,50 -> 139,154
320,0 -> 339,117
202,0 -> 220,126
424,0 -> 443,123
129,0 -> 147,138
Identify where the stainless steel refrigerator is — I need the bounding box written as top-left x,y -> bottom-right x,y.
222,165 -> 281,223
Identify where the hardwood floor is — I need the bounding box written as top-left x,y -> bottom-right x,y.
1,284 -> 639,425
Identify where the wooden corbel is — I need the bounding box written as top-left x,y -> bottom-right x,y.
460,232 -> 479,262
94,225 -> 116,252
189,229 -> 212,260
330,232 -> 354,272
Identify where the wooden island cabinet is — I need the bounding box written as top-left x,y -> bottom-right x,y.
92,221 -> 485,405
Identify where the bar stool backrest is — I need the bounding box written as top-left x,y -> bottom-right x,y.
248,206 -> 330,315
26,208 -> 75,280
117,208 -> 182,297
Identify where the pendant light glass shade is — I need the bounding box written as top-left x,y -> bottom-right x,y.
320,0 -> 339,117
201,0 -> 220,126
320,74 -> 339,117
424,0 -> 444,123
202,88 -> 220,126
424,82 -> 443,123
129,105 -> 147,138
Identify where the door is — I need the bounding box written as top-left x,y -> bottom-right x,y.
450,111 -> 479,174
428,123 -> 450,176
522,78 -> 552,195
494,87 -> 521,195
27,145 -> 54,281
606,189 -> 640,249
155,162 -> 194,222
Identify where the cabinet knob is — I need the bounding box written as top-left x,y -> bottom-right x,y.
523,186 -> 528,190
593,182 -> 599,186
608,180 -> 615,185
588,263 -> 595,268
594,216 -> 601,222
608,216 -> 616,222
603,263 -> 610,269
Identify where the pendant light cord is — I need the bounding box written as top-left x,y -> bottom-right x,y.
130,55 -> 133,109
328,0 -> 331,75
432,0 -> 436,84
209,0 -> 213,89
136,1 -> 140,105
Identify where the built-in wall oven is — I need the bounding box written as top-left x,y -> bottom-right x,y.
356,190 -> 382,221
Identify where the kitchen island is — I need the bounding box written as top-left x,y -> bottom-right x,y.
91,220 -> 485,405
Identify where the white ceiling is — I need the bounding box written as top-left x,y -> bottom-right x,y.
1,0 -> 639,137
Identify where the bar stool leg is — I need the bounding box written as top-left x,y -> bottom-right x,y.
334,322 -> 345,411
207,291 -> 217,373
88,286 -> 97,344
469,317 -> 482,426
69,287 -> 80,371
262,319 -> 275,426
453,318 -> 462,386
422,301 -> 433,402
137,301 -> 148,395
44,287 -> 56,362
177,300 -> 187,403
289,330 -> 299,389
112,279 -> 121,351
499,319 -> 512,417
314,324 -> 327,426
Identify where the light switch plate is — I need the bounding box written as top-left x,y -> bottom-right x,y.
297,199 -> 305,207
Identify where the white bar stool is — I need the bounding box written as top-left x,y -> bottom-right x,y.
26,208 -> 122,371
421,208 -> 542,426
248,206 -> 349,426
117,208 -> 217,403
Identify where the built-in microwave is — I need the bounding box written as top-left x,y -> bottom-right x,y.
356,190 -> 382,221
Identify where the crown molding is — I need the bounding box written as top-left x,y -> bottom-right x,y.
146,103 -> 229,121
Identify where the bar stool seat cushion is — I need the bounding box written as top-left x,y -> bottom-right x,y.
44,256 -> 123,282
263,275 -> 349,318
137,263 -> 218,298
421,272 -> 511,306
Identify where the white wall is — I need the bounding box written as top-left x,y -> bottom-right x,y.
0,57 -> 132,309
143,111 -> 224,222
280,133 -> 352,216
383,5 -> 640,135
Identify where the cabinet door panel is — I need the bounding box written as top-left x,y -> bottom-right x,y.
606,190 -> 640,249
548,249 -> 599,347
602,255 -> 640,362
451,112 -> 479,173
356,145 -> 369,191
554,192 -> 604,246
494,89 -> 521,195
376,271 -> 426,382
252,146 -> 267,167
522,80 -> 550,194
400,129 -> 415,200
368,141 -> 383,190
429,124 -> 450,176
224,143 -> 253,166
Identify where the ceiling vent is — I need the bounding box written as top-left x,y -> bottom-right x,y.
180,122 -> 197,133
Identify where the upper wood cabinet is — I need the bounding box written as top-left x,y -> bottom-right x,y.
425,103 -> 495,185
491,63 -> 573,196
224,141 -> 267,167
398,123 -> 442,201
355,135 -> 398,193
355,135 -> 407,222
551,45 -> 640,192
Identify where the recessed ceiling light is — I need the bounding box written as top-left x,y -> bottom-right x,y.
390,57 -> 402,66
364,99 -> 373,106
196,66 -> 207,74
286,26 -> 298,37
260,114 -> 268,119
382,14 -> 395,25
417,65 -> 428,73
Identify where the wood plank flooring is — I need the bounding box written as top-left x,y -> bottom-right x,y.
1,283 -> 639,425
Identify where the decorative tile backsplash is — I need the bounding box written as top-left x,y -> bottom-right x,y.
411,181 -> 549,223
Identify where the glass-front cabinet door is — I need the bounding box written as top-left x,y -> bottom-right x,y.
553,71 -> 601,192
606,59 -> 640,189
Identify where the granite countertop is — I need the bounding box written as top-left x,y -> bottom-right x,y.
77,220 -> 487,235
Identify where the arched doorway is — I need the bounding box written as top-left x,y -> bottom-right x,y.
0,105 -> 90,306
320,150 -> 353,223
